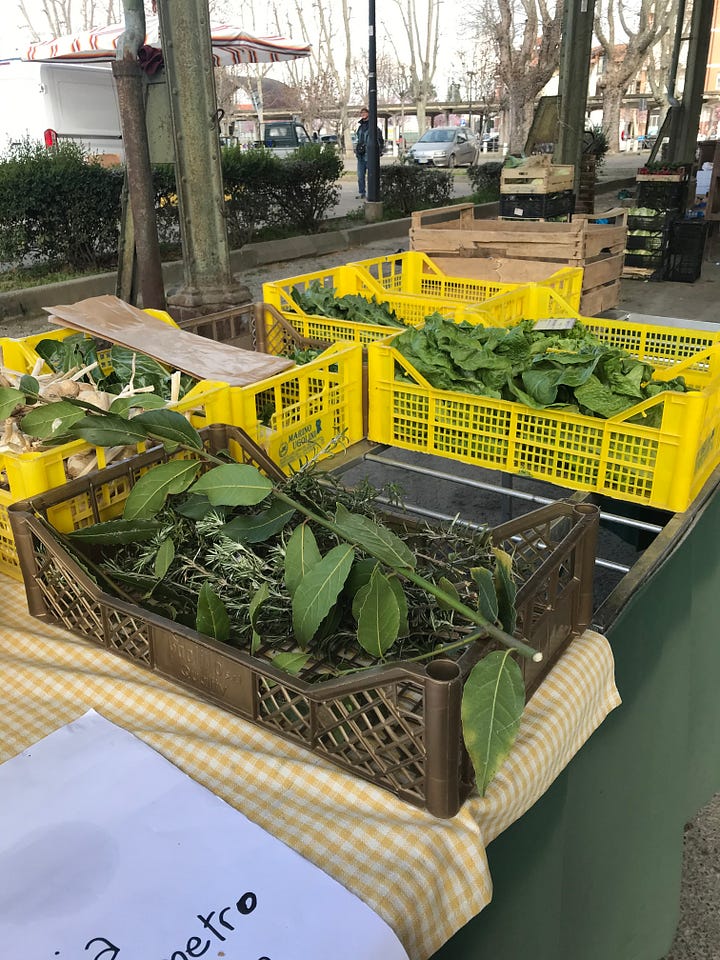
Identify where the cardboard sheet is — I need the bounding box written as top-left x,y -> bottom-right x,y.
0,710 -> 409,960
45,295 -> 294,386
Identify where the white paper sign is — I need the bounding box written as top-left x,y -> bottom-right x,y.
0,711 -> 408,960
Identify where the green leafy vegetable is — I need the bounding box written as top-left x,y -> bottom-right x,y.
291,279 -> 406,328
196,582 -> 231,642
393,316 -> 691,420
461,650 -> 525,796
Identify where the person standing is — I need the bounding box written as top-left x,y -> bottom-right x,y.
355,106 -> 384,200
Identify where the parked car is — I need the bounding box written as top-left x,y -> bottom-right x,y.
480,131 -> 500,152
407,126 -> 478,167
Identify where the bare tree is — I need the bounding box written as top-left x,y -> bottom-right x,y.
391,0 -> 441,135
458,47 -> 499,137
273,0 -> 354,156
468,0 -> 562,152
595,0 -> 675,152
644,0 -> 685,129
17,0 -> 136,39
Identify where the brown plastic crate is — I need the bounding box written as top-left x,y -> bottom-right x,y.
10,426 -> 598,818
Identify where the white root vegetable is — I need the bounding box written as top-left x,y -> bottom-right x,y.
66,453 -> 97,479
77,389 -> 113,411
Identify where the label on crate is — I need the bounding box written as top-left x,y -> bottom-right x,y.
514,207 -> 524,216
533,317 -> 577,331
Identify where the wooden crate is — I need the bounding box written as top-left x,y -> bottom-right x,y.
412,207 -> 627,315
410,204 -> 627,262
500,156 -> 575,195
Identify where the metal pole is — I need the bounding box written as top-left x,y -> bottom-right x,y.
366,0 -> 383,217
667,0 -> 714,163
556,0 -> 596,192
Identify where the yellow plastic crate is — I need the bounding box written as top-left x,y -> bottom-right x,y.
230,341 -> 363,473
0,377 -> 231,580
349,250 -> 584,312
261,263 -> 549,349
367,318 -> 720,513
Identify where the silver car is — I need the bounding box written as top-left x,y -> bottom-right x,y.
408,126 -> 478,167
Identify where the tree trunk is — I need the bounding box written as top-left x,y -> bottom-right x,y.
507,89 -> 534,153
602,87 -> 623,153
416,95 -> 429,135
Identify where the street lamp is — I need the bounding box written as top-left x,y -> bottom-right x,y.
466,70 -> 476,135
366,0 -> 382,217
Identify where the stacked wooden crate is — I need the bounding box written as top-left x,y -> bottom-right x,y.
499,156 -> 575,221
410,203 -> 627,316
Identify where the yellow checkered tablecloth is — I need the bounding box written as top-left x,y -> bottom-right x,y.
0,577 -> 620,960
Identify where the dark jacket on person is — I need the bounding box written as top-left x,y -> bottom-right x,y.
355,117 -> 384,157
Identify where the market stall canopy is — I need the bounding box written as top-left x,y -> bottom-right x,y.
23,16 -> 311,66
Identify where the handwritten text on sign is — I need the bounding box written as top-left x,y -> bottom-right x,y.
2,711 -> 408,960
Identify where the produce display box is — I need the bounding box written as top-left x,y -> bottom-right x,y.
636,180 -> 688,212
499,190 -> 575,221
665,250 -> 704,283
626,209 -> 679,232
623,251 -> 665,270
410,205 -> 627,316
625,233 -> 665,252
348,250 -> 584,313
261,261 -> 533,346
500,156 -> 575,195
428,252 -> 623,319
9,424 -> 599,818
0,310 -> 362,578
366,314 -> 720,513
410,204 -> 628,262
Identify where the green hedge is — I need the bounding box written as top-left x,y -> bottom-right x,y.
0,139 -> 123,270
0,141 -> 344,269
379,163 -> 453,216
467,161 -> 503,201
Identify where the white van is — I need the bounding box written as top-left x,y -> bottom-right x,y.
0,59 -> 123,160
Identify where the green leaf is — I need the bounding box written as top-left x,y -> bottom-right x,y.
196,582 -> 230,643
387,574 -> 410,638
461,650 -> 525,796
220,499 -> 295,544
132,409 -> 204,450
472,566 -> 499,623
174,494 -> 215,520
19,375 -> 39,400
249,583 -> 270,654
67,518 -> 163,545
69,413 -> 148,447
123,460 -> 201,520
20,400 -> 86,439
0,387 -> 27,420
110,346 -> 172,397
493,547 -> 517,634
109,394 -> 168,418
292,544 -> 355,648
154,538 -> 175,579
356,566 -> 400,658
437,576 -> 461,612
334,502 -> 416,570
284,523 -> 322,595
190,463 -> 273,506
272,651 -> 311,676
345,558 -> 379,599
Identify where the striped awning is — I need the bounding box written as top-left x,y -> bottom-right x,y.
24,16 -> 311,66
